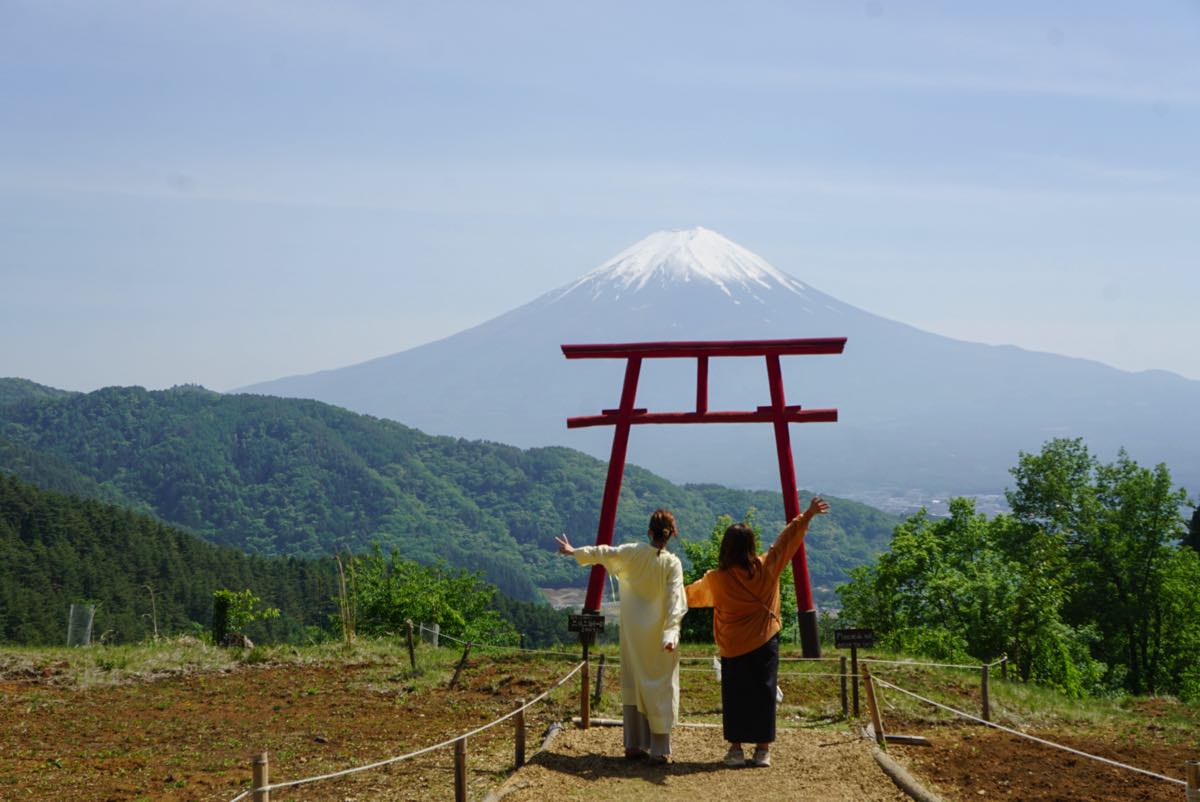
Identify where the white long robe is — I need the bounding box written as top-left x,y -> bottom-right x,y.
574,542 -> 687,734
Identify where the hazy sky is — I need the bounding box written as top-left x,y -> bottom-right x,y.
3,0 -> 1198,392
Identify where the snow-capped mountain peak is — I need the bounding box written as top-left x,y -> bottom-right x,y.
556,227 -> 808,301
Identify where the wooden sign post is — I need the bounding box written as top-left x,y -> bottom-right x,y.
835,628 -> 875,718
569,613 -> 605,730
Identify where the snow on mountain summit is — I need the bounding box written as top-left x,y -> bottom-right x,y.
555,227 -> 808,302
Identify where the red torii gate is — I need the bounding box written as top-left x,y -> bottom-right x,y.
562,337 -> 846,658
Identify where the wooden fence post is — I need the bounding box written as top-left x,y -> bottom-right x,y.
449,642 -> 472,689
851,646 -> 860,718
1185,759 -> 1198,802
405,620 -> 416,671
454,738 -> 467,802
514,699 -> 526,768
839,656 -> 848,718
580,640 -> 591,729
1001,655 -> 1008,681
592,653 -> 606,707
861,664 -> 885,749
519,632 -> 525,650
251,751 -> 269,802
981,663 -> 991,722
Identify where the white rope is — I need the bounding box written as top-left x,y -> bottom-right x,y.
418,624 -> 580,659
225,661 -> 584,801
863,658 -> 988,670
870,673 -> 1186,787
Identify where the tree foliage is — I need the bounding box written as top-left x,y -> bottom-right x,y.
839,438 -> 1198,699
346,547 -> 515,644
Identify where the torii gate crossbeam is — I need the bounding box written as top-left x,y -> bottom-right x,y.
563,337 -> 845,658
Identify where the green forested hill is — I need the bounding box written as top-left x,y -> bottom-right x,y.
0,378 -> 76,407
0,473 -> 335,645
0,381 -> 900,601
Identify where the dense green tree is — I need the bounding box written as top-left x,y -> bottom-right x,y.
1007,440 -> 1191,693
347,547 -> 515,644
839,439 -> 1198,699
0,474 -> 585,648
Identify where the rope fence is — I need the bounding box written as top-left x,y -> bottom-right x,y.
225,660 -> 584,802
870,672 -> 1188,789
418,623 -> 581,660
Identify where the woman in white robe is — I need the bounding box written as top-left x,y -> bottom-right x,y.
555,509 -> 687,763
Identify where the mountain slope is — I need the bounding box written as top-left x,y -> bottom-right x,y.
0,384 -> 900,602
0,472 -> 335,645
242,228 -> 1200,499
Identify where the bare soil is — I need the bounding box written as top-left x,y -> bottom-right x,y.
889,724 -> 1191,802
0,651 -> 577,801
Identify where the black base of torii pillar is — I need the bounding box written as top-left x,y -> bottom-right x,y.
562,337 -> 845,658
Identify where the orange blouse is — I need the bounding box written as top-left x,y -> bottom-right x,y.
684,513 -> 815,658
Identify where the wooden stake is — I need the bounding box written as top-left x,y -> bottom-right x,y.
514,700 -> 526,768
851,646 -> 860,718
861,664 -> 885,749
1185,759 -> 1198,802
839,655 -> 848,718
592,653 -> 606,707
251,751 -> 269,802
449,642 -> 472,689
454,738 -> 467,802
405,619 -> 416,671
580,640 -> 591,729
981,663 -> 991,723
1001,655 -> 1008,681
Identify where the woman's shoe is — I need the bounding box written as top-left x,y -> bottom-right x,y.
650,754 -> 670,765
723,746 -> 747,767
750,748 -> 771,767
624,748 -> 649,760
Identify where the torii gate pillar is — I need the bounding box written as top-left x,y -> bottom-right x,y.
563,337 -> 845,658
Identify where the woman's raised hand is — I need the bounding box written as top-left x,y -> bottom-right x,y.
806,496 -> 830,517
554,533 -> 575,555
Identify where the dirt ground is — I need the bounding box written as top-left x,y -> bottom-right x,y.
496,723 -> 909,802
0,651 -> 578,802
889,724 -> 1190,802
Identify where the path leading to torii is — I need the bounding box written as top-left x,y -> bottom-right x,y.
491,724 -> 911,802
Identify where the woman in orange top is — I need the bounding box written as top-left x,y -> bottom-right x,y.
685,496 -> 829,768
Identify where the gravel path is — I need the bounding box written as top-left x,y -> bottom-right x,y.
495,724 -> 911,802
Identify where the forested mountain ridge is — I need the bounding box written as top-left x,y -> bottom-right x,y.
0,377 -> 76,407
0,381 -> 900,602
0,472 -> 335,645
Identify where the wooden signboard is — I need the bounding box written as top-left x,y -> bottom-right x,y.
568,613 -> 606,634
835,628 -> 876,649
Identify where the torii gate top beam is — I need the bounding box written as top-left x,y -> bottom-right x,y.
561,337 -> 846,360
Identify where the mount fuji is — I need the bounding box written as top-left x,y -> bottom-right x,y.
241,228 -> 1200,507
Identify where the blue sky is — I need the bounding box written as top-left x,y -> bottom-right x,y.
2,0 -> 1198,391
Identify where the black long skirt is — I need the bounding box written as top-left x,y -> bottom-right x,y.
720,634 -> 779,745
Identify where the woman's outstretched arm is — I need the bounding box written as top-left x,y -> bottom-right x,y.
762,497 -> 830,580
555,533 -> 633,573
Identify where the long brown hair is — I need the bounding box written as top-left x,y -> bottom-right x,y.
648,509 -> 677,555
718,523 -> 758,576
